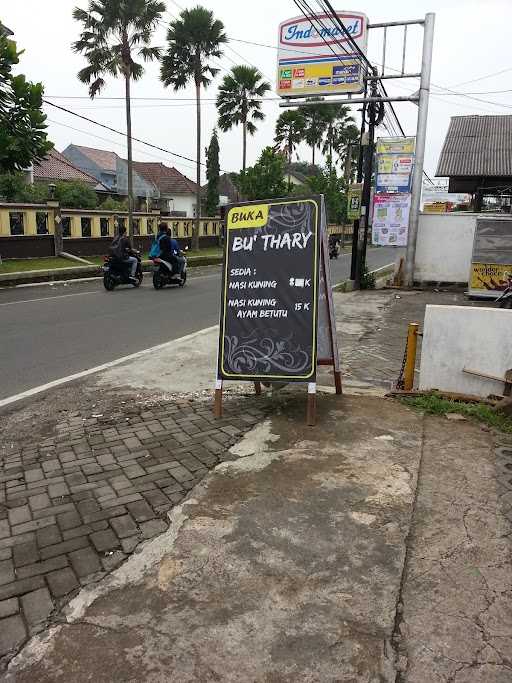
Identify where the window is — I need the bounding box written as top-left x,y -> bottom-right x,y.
147,218 -> 154,234
61,217 -> 71,237
81,217 -> 91,237
172,222 -> 179,237
212,222 -> 218,235
133,219 -> 140,235
100,217 -> 109,237
9,212 -> 24,235
184,221 -> 190,236
117,217 -> 126,230
36,212 -> 48,235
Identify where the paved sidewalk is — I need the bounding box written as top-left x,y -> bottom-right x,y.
0,393 -> 264,661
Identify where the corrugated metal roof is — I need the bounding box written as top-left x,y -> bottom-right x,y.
436,115 -> 512,178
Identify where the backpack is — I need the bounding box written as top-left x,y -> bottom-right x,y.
149,233 -> 165,258
109,236 -> 124,259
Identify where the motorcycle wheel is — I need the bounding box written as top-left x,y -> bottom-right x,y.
103,274 -> 116,291
153,272 -> 164,290
499,297 -> 512,309
134,271 -> 143,288
179,271 -> 187,287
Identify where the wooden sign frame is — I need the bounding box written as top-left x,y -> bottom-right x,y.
213,195 -> 341,425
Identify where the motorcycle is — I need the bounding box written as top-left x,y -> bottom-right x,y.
329,239 -> 340,259
496,272 -> 512,309
103,251 -> 143,291
152,254 -> 187,289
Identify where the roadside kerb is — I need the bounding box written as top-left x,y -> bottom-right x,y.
0,255 -> 223,287
333,262 -> 396,292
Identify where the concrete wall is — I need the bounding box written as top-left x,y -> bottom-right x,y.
167,195 -> 196,217
419,304 -> 512,397
414,212 -> 477,283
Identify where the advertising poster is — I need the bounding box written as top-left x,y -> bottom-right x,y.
470,263 -> 512,292
346,183 -> 363,220
376,137 -> 416,155
372,193 -> 411,247
468,218 -> 512,296
277,11 -> 368,97
376,173 -> 412,193
218,197 -> 321,381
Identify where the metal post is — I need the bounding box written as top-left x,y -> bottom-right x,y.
404,12 -> 435,287
350,84 -> 368,281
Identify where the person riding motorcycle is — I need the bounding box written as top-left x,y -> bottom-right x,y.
158,223 -> 185,276
111,225 -> 138,281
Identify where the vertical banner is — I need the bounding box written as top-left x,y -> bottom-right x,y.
372,193 -> 411,246
218,197 -> 321,382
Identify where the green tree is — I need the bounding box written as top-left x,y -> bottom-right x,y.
216,65 -> 270,172
274,110 -> 305,184
0,172 -> 46,202
298,99 -> 330,166
205,128 -> 220,216
100,195 -> 129,211
72,0 -> 165,238
0,34 -> 52,173
55,181 -> 98,209
321,104 -> 354,171
237,146 -> 287,201
161,6 -> 227,250
306,167 -> 346,224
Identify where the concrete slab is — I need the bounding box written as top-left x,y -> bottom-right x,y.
7,395 -> 423,682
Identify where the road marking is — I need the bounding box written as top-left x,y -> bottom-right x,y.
0,325 -> 218,409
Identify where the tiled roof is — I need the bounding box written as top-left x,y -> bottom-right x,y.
33,149 -> 100,184
133,162 -> 197,195
436,115 -> 512,178
72,145 -> 118,172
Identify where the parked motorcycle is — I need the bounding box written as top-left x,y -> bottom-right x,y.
496,272 -> 512,309
329,237 -> 340,259
152,255 -> 187,289
103,251 -> 143,291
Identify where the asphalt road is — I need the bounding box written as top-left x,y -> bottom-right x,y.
0,247 -> 401,400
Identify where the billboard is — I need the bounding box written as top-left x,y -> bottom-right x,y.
375,137 -> 416,193
277,11 -> 368,98
468,217 -> 512,297
372,193 -> 411,247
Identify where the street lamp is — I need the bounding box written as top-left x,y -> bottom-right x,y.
48,183 -> 56,200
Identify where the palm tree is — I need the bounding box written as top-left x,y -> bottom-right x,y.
72,0 -> 165,238
216,65 -> 271,172
299,99 -> 330,166
274,110 -> 305,187
161,6 -> 226,250
322,104 -> 355,172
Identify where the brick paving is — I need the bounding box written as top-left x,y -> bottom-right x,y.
0,396 -> 264,662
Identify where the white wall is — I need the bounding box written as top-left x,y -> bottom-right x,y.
414,212 -> 477,283
167,195 -> 196,217
419,305 -> 512,397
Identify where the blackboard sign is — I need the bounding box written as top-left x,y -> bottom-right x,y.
218,197 -> 321,382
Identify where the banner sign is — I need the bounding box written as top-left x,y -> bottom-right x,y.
375,138 -> 415,193
376,137 -> 416,155
218,197 -> 321,381
372,193 -> 411,247
277,11 -> 368,98
468,217 -> 512,297
376,172 -> 412,193
346,183 -> 363,220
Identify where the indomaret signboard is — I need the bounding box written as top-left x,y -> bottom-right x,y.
277,11 -> 368,98
214,196 -> 341,425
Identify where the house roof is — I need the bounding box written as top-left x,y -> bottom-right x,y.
71,145 -> 118,172
436,115 -> 512,178
33,149 -> 103,186
133,162 -> 197,195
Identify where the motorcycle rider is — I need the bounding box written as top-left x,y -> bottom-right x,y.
158,222 -> 185,277
110,225 -> 138,281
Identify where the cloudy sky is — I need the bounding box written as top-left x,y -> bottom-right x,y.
3,0 -> 512,183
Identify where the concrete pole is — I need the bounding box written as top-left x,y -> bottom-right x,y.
404,13 -> 435,287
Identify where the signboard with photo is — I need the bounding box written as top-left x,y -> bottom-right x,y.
468,217 -> 512,297
277,11 -> 368,97
376,137 -> 416,155
372,193 -> 411,247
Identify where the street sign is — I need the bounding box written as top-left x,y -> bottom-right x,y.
277,11 -> 368,98
347,183 -> 363,220
372,193 -> 411,246
214,196 -> 342,424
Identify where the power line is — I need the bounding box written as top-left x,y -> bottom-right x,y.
43,99 -> 232,172
449,66 -> 512,89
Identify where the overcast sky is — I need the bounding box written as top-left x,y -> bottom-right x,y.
3,0 -> 512,183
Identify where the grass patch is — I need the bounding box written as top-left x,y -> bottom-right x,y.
400,393 -> 512,433
0,257 -> 78,273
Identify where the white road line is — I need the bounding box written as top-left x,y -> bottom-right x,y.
0,325 -> 218,409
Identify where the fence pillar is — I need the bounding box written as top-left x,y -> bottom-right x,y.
47,200 -> 62,256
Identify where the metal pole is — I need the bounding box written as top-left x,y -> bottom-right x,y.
350,85 -> 368,281
404,12 -> 435,287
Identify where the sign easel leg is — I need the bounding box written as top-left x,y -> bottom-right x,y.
214,379 -> 223,418
334,370 -> 342,395
254,381 -> 262,395
307,382 -> 317,426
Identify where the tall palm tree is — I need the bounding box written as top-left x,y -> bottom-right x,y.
299,99 -> 330,166
72,0 -> 165,238
322,104 -> 354,171
161,6 -> 226,250
274,110 -> 305,186
216,65 -> 270,172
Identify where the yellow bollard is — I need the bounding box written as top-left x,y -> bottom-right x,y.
403,323 -> 419,391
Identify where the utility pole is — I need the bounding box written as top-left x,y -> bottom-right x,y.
350,84 -> 368,281
355,69 -> 380,289
404,13 -> 435,287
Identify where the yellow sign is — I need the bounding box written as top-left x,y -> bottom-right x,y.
227,204 -> 269,229
470,262 -> 512,292
423,202 -> 448,213
346,183 -> 362,220
376,137 -> 416,155
277,59 -> 362,97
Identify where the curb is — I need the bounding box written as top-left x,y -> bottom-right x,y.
0,255 -> 223,287
332,262 -> 396,293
